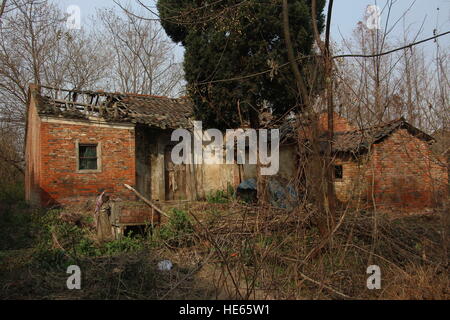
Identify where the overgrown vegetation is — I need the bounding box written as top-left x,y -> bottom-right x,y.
188,203 -> 449,299
0,192 -> 448,300
206,190 -> 230,204
0,203 -> 210,299
0,0 -> 448,301
154,208 -> 195,247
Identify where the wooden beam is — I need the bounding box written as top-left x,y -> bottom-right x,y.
123,184 -> 170,218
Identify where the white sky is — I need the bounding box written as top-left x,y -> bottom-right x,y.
54,0 -> 449,62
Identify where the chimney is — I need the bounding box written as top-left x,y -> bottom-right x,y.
319,112 -> 357,132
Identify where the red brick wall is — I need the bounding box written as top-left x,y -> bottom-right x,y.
319,112 -> 357,132
366,129 -> 448,211
334,128 -> 448,212
38,120 -> 137,206
119,206 -> 160,225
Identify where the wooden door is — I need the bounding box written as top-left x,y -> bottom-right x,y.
164,145 -> 187,200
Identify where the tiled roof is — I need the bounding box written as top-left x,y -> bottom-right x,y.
118,94 -> 193,129
329,118 -> 434,152
34,86 -> 193,130
280,117 -> 435,153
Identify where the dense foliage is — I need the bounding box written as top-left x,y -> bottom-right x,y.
158,0 -> 326,129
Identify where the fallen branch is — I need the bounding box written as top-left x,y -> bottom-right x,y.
298,271 -> 351,299
123,184 -> 170,218
51,231 -> 65,251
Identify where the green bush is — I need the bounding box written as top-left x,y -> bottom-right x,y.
76,238 -> 101,257
103,234 -> 145,255
31,248 -> 72,271
0,181 -> 25,205
169,209 -> 193,233
206,189 -> 230,204
206,184 -> 236,204
33,209 -> 84,251
33,208 -> 151,258
0,203 -> 33,250
155,209 -> 194,247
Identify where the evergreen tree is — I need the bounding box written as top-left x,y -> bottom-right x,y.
158,0 -> 326,129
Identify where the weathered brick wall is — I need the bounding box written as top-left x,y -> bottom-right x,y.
367,129 -> 448,211
319,112 -> 357,132
333,154 -> 368,204
334,129 -> 448,212
118,205 -> 160,225
38,119 -> 137,206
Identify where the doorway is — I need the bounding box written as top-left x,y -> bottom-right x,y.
164,145 -> 187,200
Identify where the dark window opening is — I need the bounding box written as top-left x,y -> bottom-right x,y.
79,144 -> 98,170
334,165 -> 343,180
124,225 -> 150,238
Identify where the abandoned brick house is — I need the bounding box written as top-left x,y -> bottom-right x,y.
25,84 -> 245,208
25,84 -> 447,213
315,112 -> 448,211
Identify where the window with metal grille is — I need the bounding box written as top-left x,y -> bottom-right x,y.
79,144 -> 98,170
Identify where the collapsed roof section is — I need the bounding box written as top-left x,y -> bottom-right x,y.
32,84 -> 193,130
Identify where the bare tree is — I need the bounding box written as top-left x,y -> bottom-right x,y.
97,6 -> 184,97
0,0 -> 111,125
0,0 -> 7,20
334,10 -> 449,133
0,0 -> 113,178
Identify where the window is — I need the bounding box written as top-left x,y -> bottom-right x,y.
78,144 -> 98,170
334,165 -> 343,180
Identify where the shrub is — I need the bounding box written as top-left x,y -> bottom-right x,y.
0,204 -> 33,250
206,189 -> 230,204
156,209 -> 194,247
103,234 -> 145,255
76,238 -> 101,257
31,248 -> 71,271
0,181 -> 25,205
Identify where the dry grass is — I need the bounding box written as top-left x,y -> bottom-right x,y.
0,199 -> 448,300
184,201 -> 449,300
380,264 -> 449,299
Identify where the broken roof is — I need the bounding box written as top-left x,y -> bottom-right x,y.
329,117 -> 435,153
280,116 -> 435,153
32,85 -> 193,130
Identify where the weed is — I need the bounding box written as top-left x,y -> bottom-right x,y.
104,234 -> 145,255
204,183 -> 237,204
155,209 -> 194,247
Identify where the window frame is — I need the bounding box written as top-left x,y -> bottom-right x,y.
76,141 -> 102,173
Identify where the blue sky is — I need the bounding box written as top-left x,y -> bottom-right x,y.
55,0 -> 449,58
